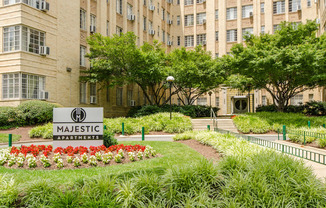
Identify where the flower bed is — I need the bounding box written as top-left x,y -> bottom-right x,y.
0,144 -> 158,170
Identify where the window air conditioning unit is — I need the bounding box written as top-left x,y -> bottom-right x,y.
167,41 -> 173,46
90,26 -> 96,33
168,20 -> 173,25
316,18 -> 320,24
39,46 -> 50,56
130,100 -> 136,106
40,91 -> 49,100
202,40 -> 207,46
40,0 -> 50,11
249,12 -> 253,17
128,14 -> 136,21
149,29 -> 155,35
167,0 -> 173,4
202,18 -> 206,24
297,5 -> 302,11
90,96 -> 97,104
149,5 -> 155,11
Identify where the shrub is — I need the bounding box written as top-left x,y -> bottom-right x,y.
303,101 -> 326,116
103,131 -> 118,147
16,101 -> 59,126
256,104 -> 304,113
0,107 -> 17,128
28,123 -> 53,139
128,104 -> 219,118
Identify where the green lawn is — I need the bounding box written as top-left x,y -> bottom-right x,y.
0,133 -> 20,143
0,141 -> 203,186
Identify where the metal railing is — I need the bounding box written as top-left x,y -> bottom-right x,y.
210,108 -> 218,129
215,128 -> 326,165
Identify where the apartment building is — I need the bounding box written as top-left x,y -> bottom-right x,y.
0,0 -> 324,116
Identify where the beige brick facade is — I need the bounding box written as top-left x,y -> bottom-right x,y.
0,0 -> 324,116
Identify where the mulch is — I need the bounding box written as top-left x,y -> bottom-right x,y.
176,140 -> 222,163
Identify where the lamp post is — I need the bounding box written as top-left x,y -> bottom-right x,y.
208,91 -> 212,108
167,76 -> 175,120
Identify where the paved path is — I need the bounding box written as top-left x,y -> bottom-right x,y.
117,135 -> 174,142
192,119 -> 238,133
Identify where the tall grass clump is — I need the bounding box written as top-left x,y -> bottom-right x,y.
288,127 -> 326,144
174,131 -> 326,207
29,112 -> 192,138
0,174 -> 18,206
233,112 -> 326,134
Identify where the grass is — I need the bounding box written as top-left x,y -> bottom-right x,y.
233,112 -> 326,134
29,113 -> 193,139
0,133 -> 20,143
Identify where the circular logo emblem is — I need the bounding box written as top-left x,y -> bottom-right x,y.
71,108 -> 86,123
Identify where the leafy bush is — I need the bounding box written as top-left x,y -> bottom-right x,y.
303,101 -> 326,116
233,112 -> 326,134
29,112 -> 193,138
317,139 -> 326,148
256,104 -> 278,112
16,101 -> 59,126
0,174 -> 18,206
28,123 -> 53,139
256,104 -> 304,113
128,104 -> 219,118
0,107 -> 17,128
103,131 -> 118,147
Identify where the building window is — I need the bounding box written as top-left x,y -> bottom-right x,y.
127,90 -> 133,106
307,0 -> 311,7
185,14 -> 194,26
309,94 -> 314,101
158,26 -> 160,36
162,30 -> 165,43
215,31 -> 219,41
273,24 -> 281,33
226,7 -> 237,20
143,0 -> 146,6
291,94 -> 303,106
116,0 -> 122,14
177,16 -> 181,25
185,35 -> 194,47
90,83 -> 96,103
197,0 -> 205,3
143,17 -> 147,31
177,0 -> 180,4
149,21 -> 153,30
177,36 -> 181,46
157,3 -> 159,14
2,73 -> 45,100
273,1 -> 285,14
184,0 -> 193,6
215,10 -> 218,20
90,14 -> 96,30
162,8 -> 165,20
262,96 -> 266,106
197,97 -> 207,106
106,21 -> 110,36
261,3 -> 265,13
196,34 -> 206,45
242,5 -> 253,18
116,87 -> 123,106
242,28 -> 253,40
261,26 -> 265,34
215,97 -> 219,107
3,26 -> 45,54
116,26 -> 123,36
127,4 -> 133,16
80,46 -> 86,67
289,0 -> 301,12
167,13 -> 170,22
227,29 -> 237,42
4,0 -> 41,9
80,82 -> 87,103
215,53 -> 219,58
196,13 -> 206,24
80,9 -> 86,30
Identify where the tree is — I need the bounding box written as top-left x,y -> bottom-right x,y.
224,21 -> 326,112
168,46 -> 224,105
81,32 -> 171,105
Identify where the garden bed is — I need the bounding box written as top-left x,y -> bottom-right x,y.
1,144 -> 159,170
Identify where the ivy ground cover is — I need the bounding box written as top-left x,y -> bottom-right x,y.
1,144 -> 157,170
233,112 -> 326,133
29,112 -> 193,139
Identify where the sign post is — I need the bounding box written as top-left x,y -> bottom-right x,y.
53,108 -> 103,148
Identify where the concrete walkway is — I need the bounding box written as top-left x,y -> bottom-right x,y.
192,119 -> 238,133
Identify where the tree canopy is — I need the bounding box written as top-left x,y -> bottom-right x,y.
222,20 -> 326,111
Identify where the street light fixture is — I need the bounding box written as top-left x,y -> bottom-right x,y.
208,91 -> 212,108
167,76 -> 175,120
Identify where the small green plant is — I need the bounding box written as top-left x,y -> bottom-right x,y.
136,151 -> 143,160
128,152 -> 135,162
102,153 -> 111,164
114,154 -> 122,163
56,159 -> 64,168
317,138 -> 326,148
73,157 -> 80,167
89,155 -> 97,166
40,155 -> 51,168
95,152 -> 102,161
66,156 -> 73,163
81,153 -> 88,163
